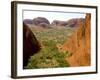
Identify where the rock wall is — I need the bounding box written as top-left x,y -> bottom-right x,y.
23,22 -> 41,68
58,14 -> 91,66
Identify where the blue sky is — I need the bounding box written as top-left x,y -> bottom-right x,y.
23,10 -> 86,23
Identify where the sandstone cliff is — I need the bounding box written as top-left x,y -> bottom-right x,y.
57,14 -> 91,66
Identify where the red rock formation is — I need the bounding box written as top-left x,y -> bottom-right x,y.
51,18 -> 84,27
23,22 -> 41,68
57,14 -> 91,66
66,18 -> 85,27
33,17 -> 50,28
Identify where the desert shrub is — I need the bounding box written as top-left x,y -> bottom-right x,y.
25,26 -> 75,69
25,45 -> 70,69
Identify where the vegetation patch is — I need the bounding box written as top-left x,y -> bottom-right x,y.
25,26 -> 75,69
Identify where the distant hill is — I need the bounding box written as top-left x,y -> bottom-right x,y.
33,17 -> 50,28
23,19 -> 33,24
51,18 -> 85,27
66,18 -> 85,27
51,20 -> 68,27
23,17 -> 85,28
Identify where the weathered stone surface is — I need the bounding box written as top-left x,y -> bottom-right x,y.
57,14 -> 91,66
33,17 -> 50,28
23,22 -> 41,67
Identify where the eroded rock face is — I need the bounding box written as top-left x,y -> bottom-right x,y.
33,17 -> 50,28
23,22 -> 41,67
57,14 -> 91,66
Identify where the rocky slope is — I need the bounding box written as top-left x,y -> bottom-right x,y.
57,14 -> 91,66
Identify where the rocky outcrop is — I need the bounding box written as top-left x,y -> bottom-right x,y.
57,14 -> 91,66
33,17 -> 50,28
23,22 -> 41,68
66,18 -> 85,27
23,19 -> 33,24
51,18 -> 85,27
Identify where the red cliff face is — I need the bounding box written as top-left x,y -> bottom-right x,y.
23,22 -> 41,68
57,14 -> 91,66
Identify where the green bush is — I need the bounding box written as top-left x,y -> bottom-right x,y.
25,45 -> 70,69
25,26 -> 75,69
26,49 -> 69,69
